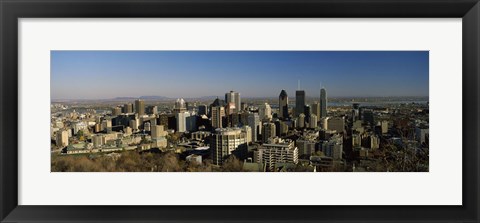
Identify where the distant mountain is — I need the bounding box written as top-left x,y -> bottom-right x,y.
112,97 -> 137,100
111,96 -> 171,101
197,96 -> 221,100
139,96 -> 171,100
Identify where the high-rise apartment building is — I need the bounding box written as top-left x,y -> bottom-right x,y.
211,128 -> 248,165
255,139 -> 298,171
151,125 -> 167,140
56,130 -> 69,147
262,122 -> 276,143
327,117 -> 345,133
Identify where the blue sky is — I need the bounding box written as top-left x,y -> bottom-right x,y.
51,51 -> 428,99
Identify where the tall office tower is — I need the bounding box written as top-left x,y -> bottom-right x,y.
309,114 -> 318,129
352,103 -> 360,122
174,98 -> 187,114
226,102 -> 236,116
209,98 -> 226,117
278,90 -> 289,119
211,128 -> 248,165
304,104 -> 311,123
157,114 -> 169,129
146,105 -> 158,115
255,138 -> 299,172
298,113 -> 305,129
56,130 -> 69,147
123,103 -> 133,113
258,102 -> 272,121
176,111 -> 190,133
211,106 -> 225,129
247,113 -> 260,142
135,99 -> 145,116
112,107 -> 122,116
312,101 -> 320,119
197,104 -> 208,116
186,114 -> 197,132
262,122 -> 276,143
295,90 -> 305,117
320,88 -> 327,118
225,91 -> 241,113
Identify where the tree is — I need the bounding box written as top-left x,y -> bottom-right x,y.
221,155 -> 243,172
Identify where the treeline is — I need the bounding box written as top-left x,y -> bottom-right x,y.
51,151 -> 244,172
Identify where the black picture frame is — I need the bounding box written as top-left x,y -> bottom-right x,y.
1,0 -> 479,222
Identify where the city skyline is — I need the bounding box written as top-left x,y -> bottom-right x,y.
51,51 -> 429,100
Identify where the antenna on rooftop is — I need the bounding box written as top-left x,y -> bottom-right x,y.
297,80 -> 300,90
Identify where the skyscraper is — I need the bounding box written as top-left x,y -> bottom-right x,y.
304,104 -> 311,123
174,98 -> 187,114
112,107 -> 122,116
258,102 -> 272,121
309,114 -> 318,129
352,103 -> 360,122
135,99 -> 145,116
278,90 -> 289,119
176,111 -> 190,133
247,113 -> 260,142
298,113 -> 305,129
295,90 -> 305,117
312,101 -> 320,119
123,103 -> 133,113
146,105 -> 158,115
262,122 -> 276,143
225,91 -> 241,113
211,106 -> 225,129
320,88 -> 327,118
197,104 -> 208,116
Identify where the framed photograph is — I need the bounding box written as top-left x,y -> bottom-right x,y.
1,0 -> 479,222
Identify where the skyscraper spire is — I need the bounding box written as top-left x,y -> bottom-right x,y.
298,80 -> 300,90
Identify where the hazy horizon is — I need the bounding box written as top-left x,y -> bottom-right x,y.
51,51 -> 429,100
